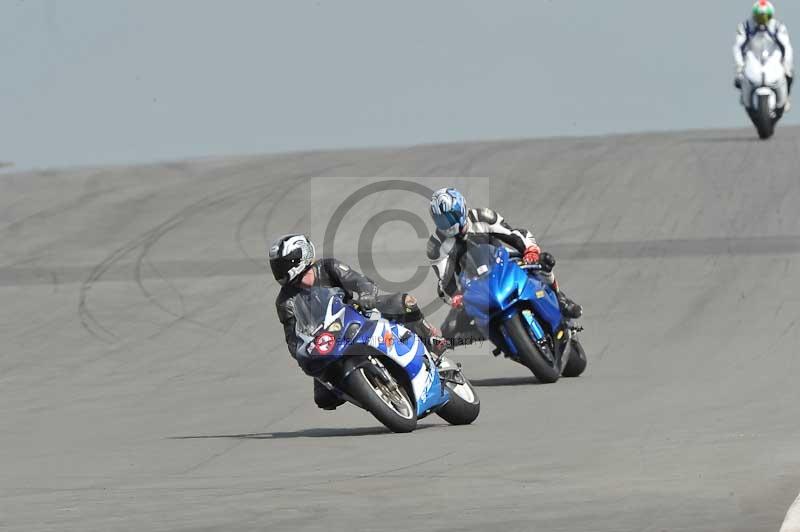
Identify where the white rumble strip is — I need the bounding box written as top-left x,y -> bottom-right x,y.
780,492 -> 800,532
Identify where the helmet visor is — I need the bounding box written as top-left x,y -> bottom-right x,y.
432,210 -> 463,232
269,248 -> 303,284
755,11 -> 771,24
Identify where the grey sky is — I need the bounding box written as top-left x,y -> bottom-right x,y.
2,0 -> 798,170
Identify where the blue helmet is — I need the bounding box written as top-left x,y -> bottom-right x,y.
430,188 -> 467,237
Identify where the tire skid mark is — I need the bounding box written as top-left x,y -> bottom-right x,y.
0,171 -> 110,234
79,170 -> 255,342
356,450 -> 455,479
130,188 -> 248,331
79,164 -> 347,343
176,402 -> 305,476
245,163 -> 351,264
234,181 -> 298,266
134,241 -> 186,321
79,180 -> 270,343
79,241 -> 137,342
135,165 -> 343,334
142,254 -> 187,318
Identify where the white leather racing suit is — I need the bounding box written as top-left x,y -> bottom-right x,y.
734,18 -> 794,80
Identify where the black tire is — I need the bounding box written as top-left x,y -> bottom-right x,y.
437,377 -> 480,426
503,313 -> 560,383
344,365 -> 417,433
755,94 -> 775,140
562,338 -> 587,378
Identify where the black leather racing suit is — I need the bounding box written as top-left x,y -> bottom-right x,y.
275,258 -> 439,409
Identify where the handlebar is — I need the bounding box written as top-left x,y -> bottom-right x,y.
351,302 -> 381,320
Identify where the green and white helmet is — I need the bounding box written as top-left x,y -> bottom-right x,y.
752,0 -> 775,26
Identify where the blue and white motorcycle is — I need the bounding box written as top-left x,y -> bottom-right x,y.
293,287 -> 480,433
459,242 -> 587,383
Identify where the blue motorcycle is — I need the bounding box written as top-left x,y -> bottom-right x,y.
293,287 -> 480,433
459,242 -> 587,383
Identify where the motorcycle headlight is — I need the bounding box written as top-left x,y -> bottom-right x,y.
343,322 -> 361,342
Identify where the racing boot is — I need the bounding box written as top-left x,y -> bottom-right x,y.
548,272 -> 581,319
314,379 -> 345,411
557,292 -> 583,320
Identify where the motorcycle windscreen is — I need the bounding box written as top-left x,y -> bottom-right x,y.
459,243 -> 510,326
292,286 -> 349,374
293,286 -> 347,336
459,242 -> 498,280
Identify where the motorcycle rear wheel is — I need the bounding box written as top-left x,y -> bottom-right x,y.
436,364 -> 480,425
562,338 -> 587,378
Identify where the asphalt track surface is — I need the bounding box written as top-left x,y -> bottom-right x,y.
2,127 -> 800,532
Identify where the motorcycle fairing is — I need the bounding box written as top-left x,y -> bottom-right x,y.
326,297 -> 448,416
461,246 -> 563,335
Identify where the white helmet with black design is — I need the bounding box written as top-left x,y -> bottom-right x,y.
269,234 -> 316,285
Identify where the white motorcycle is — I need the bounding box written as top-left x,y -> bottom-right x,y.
739,31 -> 789,140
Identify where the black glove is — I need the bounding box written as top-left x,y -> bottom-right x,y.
788,74 -> 794,94
352,292 -> 377,310
734,77 -> 742,89
539,252 -> 556,273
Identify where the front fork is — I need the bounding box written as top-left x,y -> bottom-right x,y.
436,356 -> 466,386
318,355 -> 393,409
498,307 -> 583,368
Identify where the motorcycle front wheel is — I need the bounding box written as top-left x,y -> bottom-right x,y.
753,94 -> 775,140
345,362 -> 417,433
504,313 -> 561,383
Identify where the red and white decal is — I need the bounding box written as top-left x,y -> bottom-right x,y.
314,332 -> 336,355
